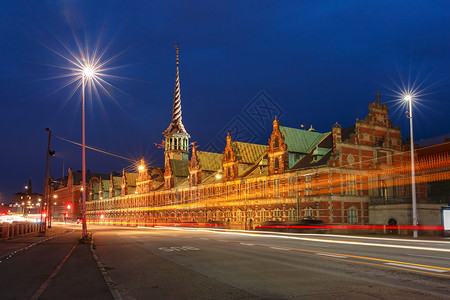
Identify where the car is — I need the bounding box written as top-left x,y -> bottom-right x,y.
173,221 -> 199,227
202,220 -> 229,229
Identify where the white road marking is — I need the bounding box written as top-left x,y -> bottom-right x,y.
270,247 -> 291,251
384,262 -> 448,273
407,253 -> 450,260
240,242 -> 254,246
315,253 -> 347,259
217,240 -> 228,242
158,246 -> 200,251
200,238 -> 209,240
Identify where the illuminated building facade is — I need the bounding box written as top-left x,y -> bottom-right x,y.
50,169 -> 112,221
83,56 -> 449,229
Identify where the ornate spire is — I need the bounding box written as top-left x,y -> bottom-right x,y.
164,45 -> 188,136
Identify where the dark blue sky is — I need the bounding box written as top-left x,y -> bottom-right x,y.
1,1 -> 449,202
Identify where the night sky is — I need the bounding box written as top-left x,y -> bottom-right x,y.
1,1 -> 450,202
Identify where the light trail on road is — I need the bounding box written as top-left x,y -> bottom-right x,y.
243,241 -> 450,277
139,226 -> 450,278
195,229 -> 450,253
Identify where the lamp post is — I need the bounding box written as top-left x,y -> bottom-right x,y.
404,94 -> 418,238
81,67 -> 94,239
240,179 -> 247,230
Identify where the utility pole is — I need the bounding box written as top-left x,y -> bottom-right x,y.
40,128 -> 55,235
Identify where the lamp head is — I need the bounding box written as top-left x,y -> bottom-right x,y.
404,94 -> 412,102
83,67 -> 95,78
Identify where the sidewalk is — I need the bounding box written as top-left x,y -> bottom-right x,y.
0,225 -> 69,259
0,225 -> 115,299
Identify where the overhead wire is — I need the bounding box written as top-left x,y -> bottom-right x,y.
52,134 -> 135,163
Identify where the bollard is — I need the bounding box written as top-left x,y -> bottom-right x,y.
1,223 -> 9,239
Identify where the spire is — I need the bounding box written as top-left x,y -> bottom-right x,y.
164,45 -> 188,136
28,177 -> 32,194
377,91 -> 381,102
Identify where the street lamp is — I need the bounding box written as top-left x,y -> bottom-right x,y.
404,94 -> 418,238
240,179 -> 247,230
47,35 -> 124,237
81,65 -> 96,239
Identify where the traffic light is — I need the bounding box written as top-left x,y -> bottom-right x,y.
65,212 -> 69,218
67,204 -> 71,210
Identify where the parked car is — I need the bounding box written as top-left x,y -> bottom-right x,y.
202,220 -> 229,229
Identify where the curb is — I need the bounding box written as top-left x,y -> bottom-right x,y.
90,233 -> 123,300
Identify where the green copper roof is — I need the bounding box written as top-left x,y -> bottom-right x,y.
279,126 -> 327,154
112,177 -> 121,189
101,180 -> 109,190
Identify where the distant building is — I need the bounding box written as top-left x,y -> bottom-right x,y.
13,177 -> 42,215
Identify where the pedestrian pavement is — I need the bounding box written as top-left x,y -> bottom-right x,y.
0,225 -> 115,300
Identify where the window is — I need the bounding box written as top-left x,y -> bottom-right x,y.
274,179 -> 280,198
304,206 -> 314,218
260,208 -> 266,221
288,208 -> 296,221
274,157 -> 279,169
273,208 -> 281,220
305,175 -> 312,196
348,207 -> 358,223
274,136 -> 279,148
236,209 -> 242,222
346,174 -> 357,196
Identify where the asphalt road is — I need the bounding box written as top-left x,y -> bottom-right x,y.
1,225 -> 449,299
91,225 -> 450,299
